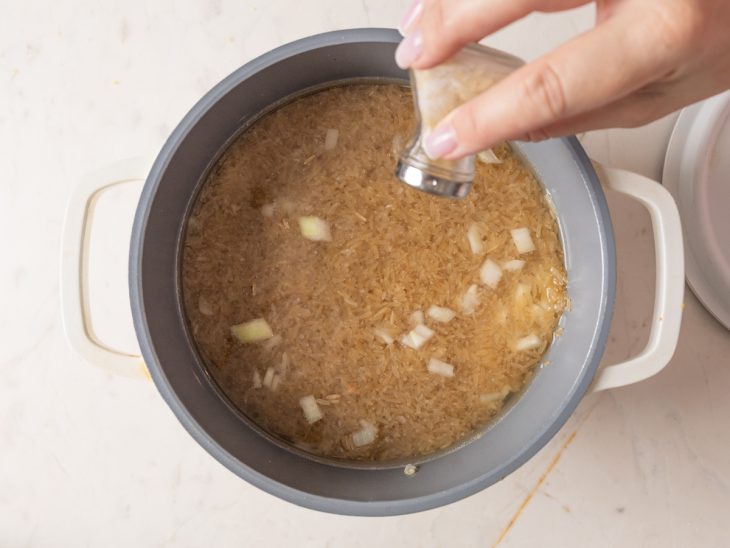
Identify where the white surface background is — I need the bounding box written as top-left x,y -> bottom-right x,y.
2,1 -> 729,546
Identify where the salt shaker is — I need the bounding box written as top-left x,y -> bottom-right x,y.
396,43 -> 525,199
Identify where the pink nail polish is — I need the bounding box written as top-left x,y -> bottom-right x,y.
398,0 -> 423,35
395,30 -> 423,69
424,124 -> 458,159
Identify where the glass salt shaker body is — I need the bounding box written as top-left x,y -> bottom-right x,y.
396,43 -> 525,199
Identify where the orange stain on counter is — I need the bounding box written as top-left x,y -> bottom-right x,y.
493,430 -> 578,547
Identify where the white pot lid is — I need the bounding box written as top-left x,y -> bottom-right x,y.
664,91 -> 730,330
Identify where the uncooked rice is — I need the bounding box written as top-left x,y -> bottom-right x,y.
182,84 -> 568,461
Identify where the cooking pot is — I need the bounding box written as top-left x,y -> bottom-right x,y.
61,28 -> 684,516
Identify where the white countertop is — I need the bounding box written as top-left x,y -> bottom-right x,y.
2,1 -> 729,546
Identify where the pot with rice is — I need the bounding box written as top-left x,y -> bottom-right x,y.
62,28 -> 684,515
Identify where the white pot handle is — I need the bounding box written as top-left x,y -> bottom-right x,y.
590,163 -> 685,392
60,157 -> 152,379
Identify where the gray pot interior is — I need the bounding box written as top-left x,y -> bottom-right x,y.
130,28 -> 615,516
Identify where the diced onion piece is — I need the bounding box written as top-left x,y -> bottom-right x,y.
460,284 -> 480,315
466,223 -> 484,255
511,227 -> 535,254
427,305 -> 456,323
198,296 -> 214,316
351,420 -> 378,447
427,358 -> 455,377
262,367 -> 275,388
401,324 -> 434,350
414,324 -> 434,339
515,334 -> 541,351
479,389 -> 509,404
261,203 -> 275,218
480,258 -> 503,289
299,395 -> 323,424
502,259 -> 525,272
477,149 -> 502,164
252,370 -> 262,389
263,333 -> 283,351
324,128 -> 339,150
409,310 -> 425,326
298,216 -> 332,242
373,328 -> 394,345
231,318 -> 274,343
271,374 -> 281,391
400,333 -> 417,349
404,464 -> 418,476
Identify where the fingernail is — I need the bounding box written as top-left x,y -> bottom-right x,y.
395,30 -> 423,69
424,124 -> 458,159
398,0 -> 423,35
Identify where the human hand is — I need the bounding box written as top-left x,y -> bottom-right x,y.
395,0 -> 730,159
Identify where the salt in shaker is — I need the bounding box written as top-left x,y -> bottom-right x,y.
396,43 -> 525,198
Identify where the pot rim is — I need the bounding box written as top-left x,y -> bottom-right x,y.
130,27 -> 616,515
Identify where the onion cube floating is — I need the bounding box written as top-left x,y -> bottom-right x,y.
409,310 -> 425,327
401,324 -> 434,350
373,328 -> 394,345
515,334 -> 541,351
427,358 -> 455,377
460,284 -> 480,314
477,149 -> 501,164
511,227 -> 535,254
467,223 -> 484,255
298,216 -> 332,241
324,128 -> 339,150
479,389 -> 509,404
230,318 -> 274,343
263,367 -> 275,388
480,258 -> 503,289
427,305 -> 456,323
299,395 -> 323,424
351,420 -> 378,447
502,259 -> 525,272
